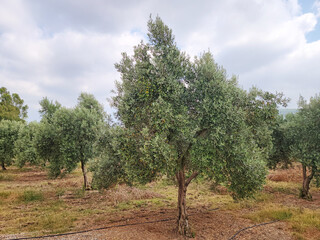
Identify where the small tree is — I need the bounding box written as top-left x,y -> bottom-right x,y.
288,96 -> 320,199
40,93 -> 106,188
35,98 -> 63,176
0,120 -> 23,170
14,121 -> 42,168
111,17 -> 284,235
0,87 -> 28,121
268,115 -> 293,169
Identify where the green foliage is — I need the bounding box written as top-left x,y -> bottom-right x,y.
39,97 -> 61,122
268,115 -> 293,169
90,126 -> 130,189
36,94 -> 106,186
285,95 -> 320,197
14,121 -> 42,168
0,120 -> 23,169
35,119 -> 66,177
0,87 -> 28,121
110,16 -> 285,199
291,96 -> 320,170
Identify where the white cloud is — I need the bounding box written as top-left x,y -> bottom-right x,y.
0,0 -> 320,120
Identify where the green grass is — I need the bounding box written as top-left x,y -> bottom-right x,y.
245,204 -> 320,239
290,208 -> 320,233
73,188 -> 85,198
0,191 -> 11,199
19,190 -> 44,202
246,204 -> 294,222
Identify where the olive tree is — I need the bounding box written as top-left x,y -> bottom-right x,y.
40,93 -> 106,188
288,96 -> 320,199
90,125 -> 129,189
110,17 -> 284,235
14,121 -> 42,168
35,98 -> 63,177
268,115 -> 293,169
0,120 -> 23,170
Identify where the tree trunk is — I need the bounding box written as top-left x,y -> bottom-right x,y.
301,164 -> 314,200
176,169 -> 190,236
1,161 -> 6,170
81,160 -> 89,190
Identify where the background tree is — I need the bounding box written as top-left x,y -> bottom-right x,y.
0,87 -> 28,121
0,120 -> 23,170
38,97 -> 61,121
37,93 -> 106,188
268,115 -> 293,169
288,95 -> 320,199
90,125 -> 130,189
35,98 -> 63,177
110,17 -> 285,235
14,121 -> 42,168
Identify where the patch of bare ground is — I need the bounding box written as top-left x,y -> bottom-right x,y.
269,192 -> 320,209
267,163 -> 302,183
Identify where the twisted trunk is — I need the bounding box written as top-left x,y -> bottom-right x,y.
177,170 -> 189,235
301,164 -> 314,199
176,169 -> 199,236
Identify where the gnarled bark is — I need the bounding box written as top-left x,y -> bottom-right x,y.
176,170 -> 199,236
177,169 -> 189,235
300,164 -> 314,200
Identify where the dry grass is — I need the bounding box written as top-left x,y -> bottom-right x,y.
104,185 -> 164,205
267,163 -> 302,183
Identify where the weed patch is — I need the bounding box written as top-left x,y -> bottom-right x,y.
19,190 -> 44,202
0,191 -> 11,200
246,204 -> 293,222
73,188 -> 85,198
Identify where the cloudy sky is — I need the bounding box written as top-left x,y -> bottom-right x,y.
1,0 -> 320,121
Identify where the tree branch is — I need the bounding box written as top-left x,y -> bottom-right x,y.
195,128 -> 208,138
185,171 -> 199,187
177,128 -> 209,164
308,166 -> 316,181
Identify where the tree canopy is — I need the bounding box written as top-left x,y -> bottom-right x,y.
0,120 -> 23,170
0,87 -> 28,121
287,95 -> 320,199
105,16 -> 285,235
36,93 -> 106,188
14,121 -> 41,168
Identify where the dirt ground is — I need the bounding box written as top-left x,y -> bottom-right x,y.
1,164 -> 318,240
2,208 -> 292,240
